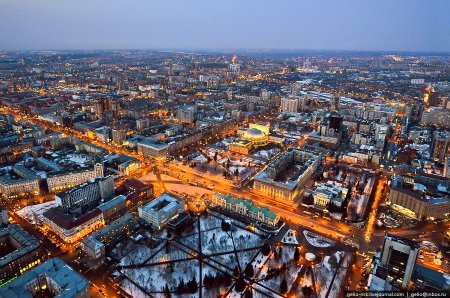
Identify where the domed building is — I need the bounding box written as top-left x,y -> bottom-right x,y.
229,123 -> 282,155
242,128 -> 268,143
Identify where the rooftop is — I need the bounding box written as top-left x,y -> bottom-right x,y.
0,257 -> 88,298
139,193 -> 182,214
43,207 -> 102,231
0,224 -> 40,267
97,195 -> 126,213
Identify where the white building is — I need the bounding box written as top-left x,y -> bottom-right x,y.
375,124 -> 389,141
138,193 -> 184,230
312,181 -> 348,208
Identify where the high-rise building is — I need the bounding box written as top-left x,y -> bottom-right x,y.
369,234 -> 420,290
229,55 -> 241,76
112,128 -> 126,146
331,94 -> 340,111
290,83 -> 303,96
108,98 -> 119,114
280,97 -> 298,113
444,156 -> 450,178
375,123 -> 389,141
136,118 -> 150,130
431,130 -> 450,163
0,225 -> 42,282
328,115 -> 343,133
303,59 -> 312,70
93,99 -> 107,118
428,91 -> 443,107
0,258 -> 88,298
177,105 -> 196,124
298,96 -> 306,111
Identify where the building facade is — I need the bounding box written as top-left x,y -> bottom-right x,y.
253,149 -> 321,202
211,193 -> 280,226
46,163 -> 104,193
42,209 -> 103,243
0,224 -> 42,282
280,97 -> 298,113
55,176 -> 114,210
387,187 -> 450,220
0,258 -> 89,298
138,193 -> 184,229
81,213 -> 135,260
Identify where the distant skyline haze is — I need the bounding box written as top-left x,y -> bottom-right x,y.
0,0 -> 449,52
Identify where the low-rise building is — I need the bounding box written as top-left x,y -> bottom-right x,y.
0,206 -> 8,226
253,149 -> 321,202
387,186 -> 450,220
138,193 -> 184,230
42,208 -> 103,243
81,213 -> 136,260
115,178 -> 153,205
97,195 -> 127,223
167,212 -> 192,234
137,139 -> 169,157
0,224 -> 42,282
0,257 -> 89,298
0,165 -> 40,198
311,181 -> 348,208
55,176 -> 114,211
229,139 -> 253,155
211,193 -> 280,226
46,163 -> 104,193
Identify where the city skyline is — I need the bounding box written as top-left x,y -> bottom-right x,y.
0,1 -> 449,297
0,0 -> 449,52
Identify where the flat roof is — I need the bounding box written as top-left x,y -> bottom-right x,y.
43,207 -> 102,231
97,195 -> 126,213
0,224 -> 40,267
0,257 -> 88,298
140,193 -> 181,213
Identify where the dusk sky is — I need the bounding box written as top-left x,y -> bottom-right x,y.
0,0 -> 449,52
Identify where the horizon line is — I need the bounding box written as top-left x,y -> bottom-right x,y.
1,48 -> 449,55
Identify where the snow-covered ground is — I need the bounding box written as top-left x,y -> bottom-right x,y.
120,278 -> 150,298
253,148 -> 279,160
188,217 -> 265,255
303,231 -> 334,248
281,229 -> 299,244
258,246 -> 302,296
193,154 -> 208,164
119,244 -> 155,266
119,214 -> 267,297
140,172 -> 213,196
65,153 -> 88,167
315,251 -> 350,298
123,260 -> 199,293
16,201 -> 57,225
